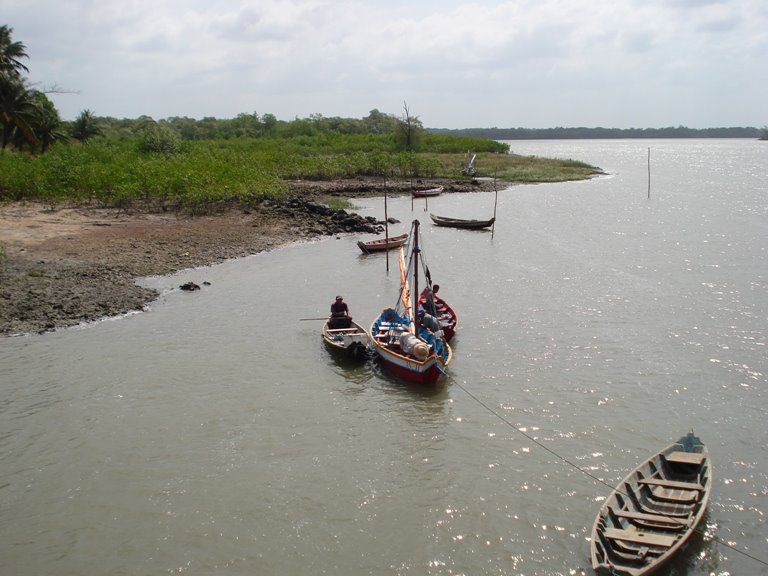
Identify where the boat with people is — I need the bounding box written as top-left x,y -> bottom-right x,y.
322,318 -> 370,360
418,285 -> 458,342
369,220 -> 452,385
590,432 -> 712,576
411,186 -> 444,198
357,233 -> 409,254
429,213 -> 495,230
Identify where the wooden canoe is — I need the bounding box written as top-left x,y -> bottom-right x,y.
322,318 -> 370,360
429,213 -> 495,230
590,432 -> 711,576
411,186 -> 444,198
418,287 -> 458,342
357,233 -> 408,254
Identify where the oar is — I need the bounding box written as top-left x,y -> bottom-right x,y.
299,316 -> 330,321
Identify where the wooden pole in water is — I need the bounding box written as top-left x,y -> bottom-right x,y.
491,168 -> 499,238
384,178 -> 390,273
647,147 -> 651,199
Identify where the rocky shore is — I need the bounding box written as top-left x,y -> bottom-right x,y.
0,177 -> 497,336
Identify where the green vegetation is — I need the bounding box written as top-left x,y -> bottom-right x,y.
1,24 -> 600,214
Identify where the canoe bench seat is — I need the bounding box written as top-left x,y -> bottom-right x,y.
639,478 -> 704,491
665,451 -> 706,466
609,507 -> 691,528
603,528 -> 677,548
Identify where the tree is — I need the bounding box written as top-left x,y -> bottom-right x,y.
28,90 -> 66,151
0,71 -> 36,149
394,101 -> 423,152
71,109 -> 102,142
0,25 -> 29,76
363,109 -> 397,134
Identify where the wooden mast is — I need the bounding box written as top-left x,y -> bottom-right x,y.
412,220 -> 420,332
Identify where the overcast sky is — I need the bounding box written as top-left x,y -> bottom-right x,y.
4,0 -> 766,128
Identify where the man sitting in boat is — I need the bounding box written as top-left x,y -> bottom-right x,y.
417,306 -> 441,334
422,284 -> 440,316
329,295 -> 352,328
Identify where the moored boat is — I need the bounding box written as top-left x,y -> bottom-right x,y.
369,220 -> 452,385
322,318 -> 370,360
590,432 -> 712,576
418,285 -> 458,342
357,233 -> 408,254
429,213 -> 495,230
411,186 -> 444,198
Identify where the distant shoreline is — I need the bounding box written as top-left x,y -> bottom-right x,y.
429,127 -> 764,140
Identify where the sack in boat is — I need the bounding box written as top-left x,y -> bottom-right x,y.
400,333 -> 429,360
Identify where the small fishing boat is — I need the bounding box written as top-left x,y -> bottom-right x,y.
418,286 -> 458,342
322,318 -> 370,360
411,186 -> 444,198
357,233 -> 408,254
369,220 -> 452,385
590,432 -> 712,576
430,213 -> 495,230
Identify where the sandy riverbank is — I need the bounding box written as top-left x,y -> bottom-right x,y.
0,178 -> 496,336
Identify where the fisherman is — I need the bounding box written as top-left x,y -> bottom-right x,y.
329,295 -> 352,328
417,306 -> 441,333
423,283 -> 440,316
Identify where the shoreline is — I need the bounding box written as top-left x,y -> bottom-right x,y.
1,178 -> 499,336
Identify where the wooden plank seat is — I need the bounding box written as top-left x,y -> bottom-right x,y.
603,528 -> 677,548
639,478 -> 704,491
665,451 -> 705,466
608,507 -> 691,529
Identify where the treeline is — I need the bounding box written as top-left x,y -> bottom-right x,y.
85,112 -> 509,154
429,126 -> 764,140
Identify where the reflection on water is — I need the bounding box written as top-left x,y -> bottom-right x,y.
1,140 -> 766,575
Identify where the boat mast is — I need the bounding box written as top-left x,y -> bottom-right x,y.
412,220 -> 420,331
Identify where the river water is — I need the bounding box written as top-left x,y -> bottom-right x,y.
1,139 -> 766,575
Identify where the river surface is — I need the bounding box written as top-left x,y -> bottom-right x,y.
1,139 -> 766,575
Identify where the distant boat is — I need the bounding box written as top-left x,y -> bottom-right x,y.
590,432 -> 712,576
322,318 -> 370,360
369,220 -> 452,385
411,186 -> 444,198
429,213 -> 495,230
357,233 -> 408,254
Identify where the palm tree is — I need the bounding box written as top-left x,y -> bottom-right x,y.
71,109 -> 102,142
0,71 -> 37,149
0,25 -> 29,76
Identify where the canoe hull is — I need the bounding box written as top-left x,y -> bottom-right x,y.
430,213 -> 495,229
411,186 -> 444,198
322,320 -> 370,360
418,288 -> 458,342
357,233 -> 408,254
590,433 -> 711,576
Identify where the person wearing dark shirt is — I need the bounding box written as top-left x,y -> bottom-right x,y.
329,295 -> 352,328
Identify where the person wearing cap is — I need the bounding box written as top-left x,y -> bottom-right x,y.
329,295 -> 352,328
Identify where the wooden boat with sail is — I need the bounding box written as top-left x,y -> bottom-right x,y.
357,233 -> 408,254
411,186 -> 444,198
322,318 -> 370,360
418,286 -> 458,342
429,213 -> 495,230
369,220 -> 452,385
590,432 -> 711,576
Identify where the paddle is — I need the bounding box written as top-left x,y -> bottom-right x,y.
299,317 -> 331,321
